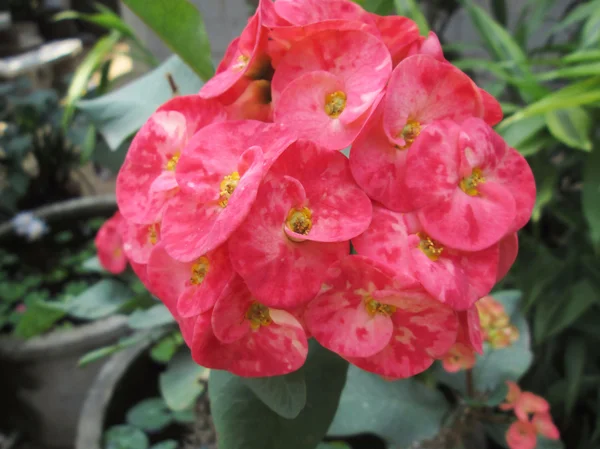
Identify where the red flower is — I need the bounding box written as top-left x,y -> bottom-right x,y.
95,212 -> 127,274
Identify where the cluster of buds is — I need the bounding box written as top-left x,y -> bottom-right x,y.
501,382 -> 560,449
96,0 -> 536,379
478,295 -> 519,349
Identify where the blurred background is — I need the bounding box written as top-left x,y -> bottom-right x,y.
0,1 -> 599,449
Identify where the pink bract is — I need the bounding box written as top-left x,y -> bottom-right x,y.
199,11 -> 270,99
122,221 -> 160,264
147,242 -> 234,319
506,420 -> 537,449
497,232 -> 519,281
95,212 -> 127,274
458,307 -> 483,354
352,205 -> 499,310
441,342 -> 476,373
383,54 -> 483,150
533,413 -> 560,440
160,120 -> 296,262
370,15 -> 420,66
273,0 -> 371,26
272,29 -> 391,149
116,95 -> 226,224
210,275 -> 309,377
515,392 -> 550,422
305,256 -> 458,379
228,174 -> 349,309
405,119 -> 535,251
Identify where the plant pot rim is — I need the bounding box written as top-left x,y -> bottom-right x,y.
0,314 -> 129,360
0,194 -> 117,240
0,194 -> 124,360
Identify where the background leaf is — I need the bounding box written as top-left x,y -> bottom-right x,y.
242,370 -> 307,419
565,337 -> 586,416
159,348 -> 207,411
13,300 -> 66,339
545,107 -> 592,151
126,398 -> 173,432
104,425 -> 149,449
583,144 -> 600,250
67,279 -> 132,320
128,304 -> 175,329
121,0 -> 214,80
209,342 -> 348,449
328,366 -> 450,447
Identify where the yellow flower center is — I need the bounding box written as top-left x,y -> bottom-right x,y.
460,167 -> 485,196
148,224 -> 159,245
190,256 -> 210,285
365,297 -> 396,317
246,302 -> 272,330
219,172 -> 241,208
233,54 -> 250,72
417,232 -> 444,261
324,91 -> 347,118
396,120 -> 421,150
285,207 -> 313,239
165,152 -> 180,171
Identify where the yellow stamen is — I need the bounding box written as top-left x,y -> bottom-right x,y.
113,248 -> 122,258
460,167 -> 485,196
190,256 -> 210,285
232,54 -> 250,72
417,232 -> 444,261
285,207 -> 313,238
148,224 -> 159,245
165,152 -> 180,171
246,302 -> 272,330
396,119 -> 421,150
365,297 -> 396,317
324,91 -> 347,118
219,172 -> 241,208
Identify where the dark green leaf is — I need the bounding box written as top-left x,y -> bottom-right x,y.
104,425 -> 149,449
159,348 -> 208,411
172,406 -> 195,424
546,280 -> 598,338
583,148 -> 600,250
63,31 -> 122,127
67,279 -> 132,320
316,443 -> 351,449
545,107 -> 592,151
242,370 -> 307,419
490,0 -> 507,26
128,304 -> 175,329
486,382 -> 509,407
498,116 -> 546,150
551,0 -> 600,34
150,333 -> 183,363
209,342 -> 348,449
121,0 -> 213,80
77,55 -> 204,150
13,300 -> 66,339
126,398 -> 173,432
149,441 -> 178,449
328,366 -> 450,447
565,337 -> 587,416
581,7 -> 600,49
54,10 -> 136,38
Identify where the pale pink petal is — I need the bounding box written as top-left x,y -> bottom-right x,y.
228,175 -> 348,308
369,14 -> 420,66
515,392 -> 550,422
122,221 -> 161,264
533,413 -> 560,440
270,140 -> 372,242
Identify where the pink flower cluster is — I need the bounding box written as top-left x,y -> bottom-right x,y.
96,0 -> 536,379
502,382 -> 560,449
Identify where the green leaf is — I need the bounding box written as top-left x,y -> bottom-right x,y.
581,7 -> 600,49
149,441 -> 178,449
104,425 -> 149,449
79,332 -> 151,367
532,163 -> 558,223
81,256 -> 107,273
583,145 -> 600,250
67,279 -> 132,320
565,337 -> 586,416
316,443 -> 351,449
63,30 -> 122,127
242,370 -> 307,419
537,62 -> 600,82
150,332 -> 183,364
545,107 -> 592,151
435,290 -> 532,393
393,0 -> 429,35
128,304 -> 175,329
485,382 -> 509,407
159,348 -> 208,411
551,0 -> 600,34
172,406 -> 196,424
77,55 -> 204,150
209,342 -> 348,449
328,366 -> 450,447
498,115 -> 546,150
13,300 -> 66,339
546,280 -> 598,338
54,9 -> 137,39
490,0 -> 507,26
563,49 -> 600,64
126,398 -> 174,432
121,0 -> 213,80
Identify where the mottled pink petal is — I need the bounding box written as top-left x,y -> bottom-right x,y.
506,420 -> 537,449
189,311 -> 232,371
384,55 -> 483,148
95,212 -> 127,274
122,221 -> 160,264
458,308 -> 483,354
349,105 -> 416,212
515,392 -> 550,422
305,256 -> 400,358
272,29 -> 391,123
407,32 -> 445,61
497,232 -> 518,281
270,140 -> 372,242
130,261 -> 150,292
117,96 -> 225,224
533,413 -> 560,440
500,381 -> 522,411
273,0 -> 370,26
441,342 -> 476,372
481,88 -> 504,126
229,175 -> 348,308
369,14 -> 420,66
162,146 -> 265,261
